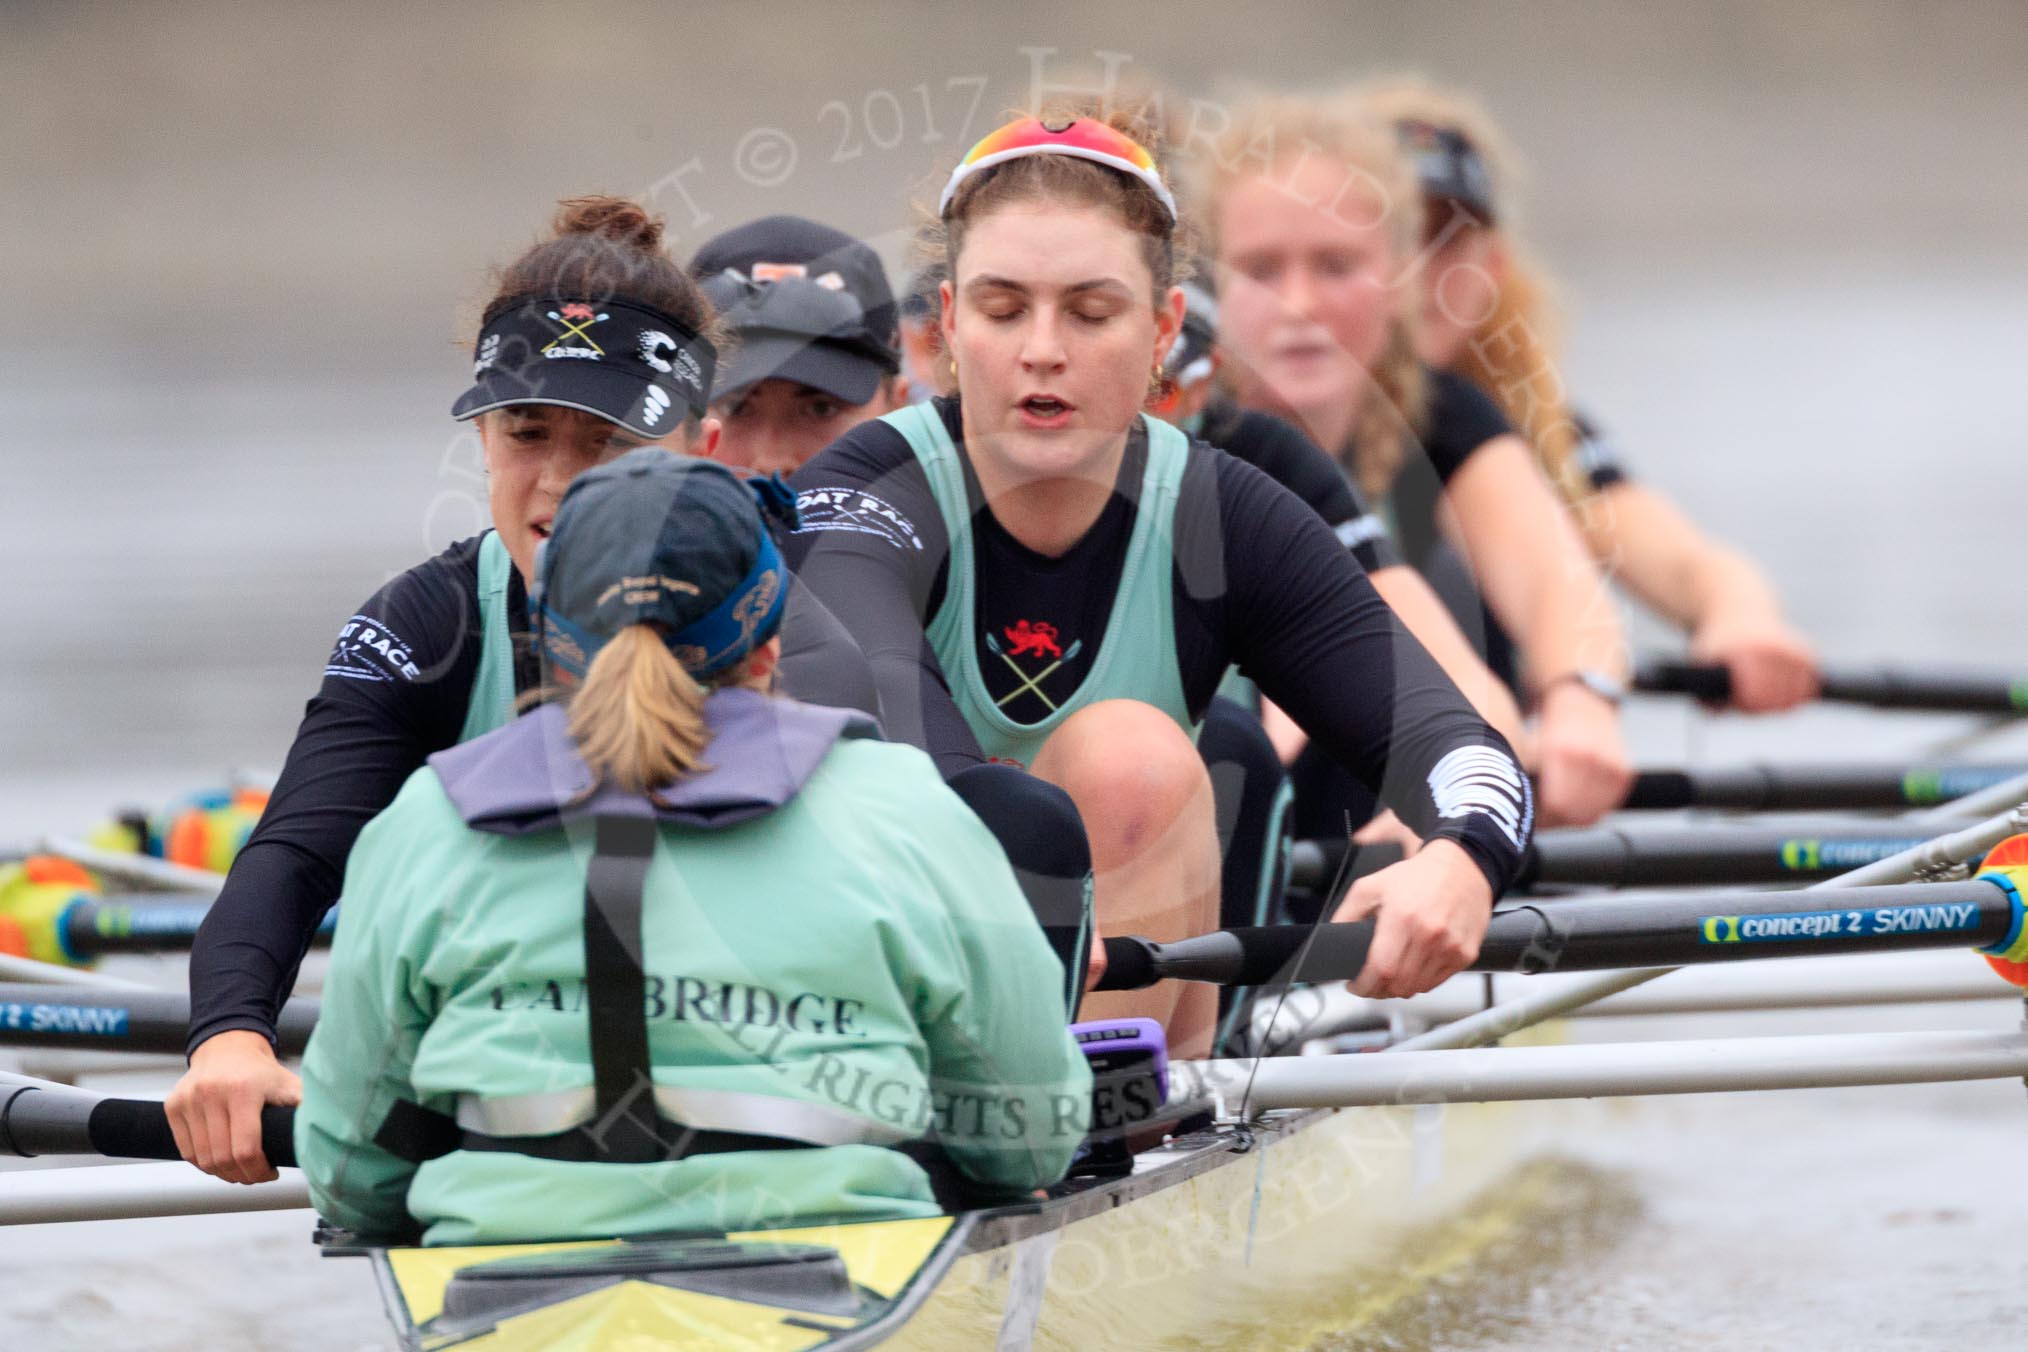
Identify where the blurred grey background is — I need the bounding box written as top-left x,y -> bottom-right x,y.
5,0 -> 2027,814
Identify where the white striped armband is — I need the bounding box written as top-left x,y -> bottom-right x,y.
1334,513 -> 1388,554
1426,744 -> 1533,851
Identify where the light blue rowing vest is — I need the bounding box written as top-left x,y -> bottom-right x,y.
456,530 -> 520,744
882,404 -> 1195,770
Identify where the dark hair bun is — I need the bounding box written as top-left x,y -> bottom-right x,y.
552,195 -> 665,251
477,194 -> 716,350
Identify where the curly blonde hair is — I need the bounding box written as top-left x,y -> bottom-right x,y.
1354,76 -> 1590,504
1184,92 -> 1427,500
1188,91 -> 1428,501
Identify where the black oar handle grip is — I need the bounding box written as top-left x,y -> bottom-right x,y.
91,1097 -> 299,1170
1284,839 -> 1407,894
1621,770 -> 1696,811
1095,920 -> 1378,991
1634,660 -> 1734,704
0,1084 -> 297,1168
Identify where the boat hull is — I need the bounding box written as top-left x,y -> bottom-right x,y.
344,1088 -> 1559,1350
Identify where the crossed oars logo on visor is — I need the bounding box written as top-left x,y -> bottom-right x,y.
544,302 -> 610,354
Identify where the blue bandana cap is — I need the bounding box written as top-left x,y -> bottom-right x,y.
533,449 -> 796,683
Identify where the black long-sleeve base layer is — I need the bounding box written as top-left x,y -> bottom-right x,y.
783,397 -> 1534,899
185,536 -> 877,1054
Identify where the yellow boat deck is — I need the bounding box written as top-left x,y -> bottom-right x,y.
351,1081 -> 1568,1351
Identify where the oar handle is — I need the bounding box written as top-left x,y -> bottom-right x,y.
1633,660 -> 1734,703
1636,659 -> 2028,716
1284,839 -> 1406,894
1097,921 -> 1377,991
0,1081 -> 297,1167
1288,839 -> 1559,895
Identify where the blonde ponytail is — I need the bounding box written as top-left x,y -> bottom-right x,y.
566,625 -> 713,793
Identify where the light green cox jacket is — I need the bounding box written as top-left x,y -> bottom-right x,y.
295,690 -> 1090,1245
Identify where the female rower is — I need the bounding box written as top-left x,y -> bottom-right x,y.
1358,77 -> 1819,712
1152,280 -> 1528,758
295,449 -> 1089,1243
1199,94 -> 1634,827
786,107 -> 1535,1058
168,196 -> 882,1184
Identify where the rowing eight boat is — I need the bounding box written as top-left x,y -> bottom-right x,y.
327,1041 -> 1565,1351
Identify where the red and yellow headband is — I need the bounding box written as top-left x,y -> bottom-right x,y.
938,116 -> 1177,223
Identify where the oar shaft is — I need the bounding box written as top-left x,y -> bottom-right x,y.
1637,660 -> 2028,715
1480,880 -> 2014,969
1622,763 -> 2027,812
1910,769 -> 2028,825
1289,826 -> 1968,894
1521,826 -> 1954,888
61,901 -> 336,957
0,1080 -> 296,1166
1396,802 -> 2028,1054
0,984 -> 318,1055
1096,879 -> 2017,990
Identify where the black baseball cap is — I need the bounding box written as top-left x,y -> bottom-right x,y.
691,215 -> 900,406
534,449 -> 795,682
1398,119 -> 1497,224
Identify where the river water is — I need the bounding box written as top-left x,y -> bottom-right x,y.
5,2 -> 2028,1347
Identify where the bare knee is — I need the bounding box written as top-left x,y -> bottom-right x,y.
1033,701 -> 1210,857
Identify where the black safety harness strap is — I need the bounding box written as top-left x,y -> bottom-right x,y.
581,813 -> 663,1163
376,813 -> 807,1168
373,1100 -> 811,1167
372,812 -> 995,1206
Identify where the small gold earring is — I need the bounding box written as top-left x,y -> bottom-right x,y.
948,358 -> 959,379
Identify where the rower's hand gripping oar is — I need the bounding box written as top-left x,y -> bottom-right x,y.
1637,658 -> 2028,716
1099,837 -> 2028,992
0,1077 -> 297,1167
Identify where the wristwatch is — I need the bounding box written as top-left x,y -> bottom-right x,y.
1541,668 -> 1626,709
